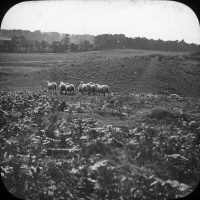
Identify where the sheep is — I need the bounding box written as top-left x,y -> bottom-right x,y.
65,83 -> 75,95
47,81 -> 57,94
96,84 -> 110,96
89,82 -> 96,95
58,82 -> 75,95
58,81 -> 67,95
78,81 -> 92,95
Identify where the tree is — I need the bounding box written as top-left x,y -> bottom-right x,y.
40,41 -> 51,53
52,41 -> 65,53
79,40 -> 93,51
70,43 -> 79,52
60,34 -> 70,52
11,35 -> 18,52
11,35 -> 27,52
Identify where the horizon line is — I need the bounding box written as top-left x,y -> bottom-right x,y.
1,28 -> 199,45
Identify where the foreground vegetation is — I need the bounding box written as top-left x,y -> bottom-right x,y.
1,89 -> 200,199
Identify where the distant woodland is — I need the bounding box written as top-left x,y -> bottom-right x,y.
0,29 -> 199,53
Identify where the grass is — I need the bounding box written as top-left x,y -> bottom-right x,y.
1,49 -> 200,97
1,49 -> 200,199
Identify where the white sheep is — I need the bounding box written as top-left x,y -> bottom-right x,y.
65,83 -> 75,95
96,84 -> 110,96
78,81 -> 92,95
89,82 -> 96,95
47,81 -> 57,94
58,81 -> 67,95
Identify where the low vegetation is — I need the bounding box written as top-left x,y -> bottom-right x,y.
1,89 -> 200,199
1,50 -> 200,98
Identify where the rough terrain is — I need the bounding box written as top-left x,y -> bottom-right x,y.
1,49 -> 199,97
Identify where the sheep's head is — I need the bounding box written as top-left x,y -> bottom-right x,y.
80,81 -> 84,84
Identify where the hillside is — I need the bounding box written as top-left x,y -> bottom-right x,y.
1,84 -> 199,199
1,49 -> 200,199
0,49 -> 200,97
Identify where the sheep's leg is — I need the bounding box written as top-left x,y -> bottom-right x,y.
48,89 -> 52,95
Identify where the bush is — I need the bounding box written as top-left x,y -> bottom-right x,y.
0,90 -> 199,199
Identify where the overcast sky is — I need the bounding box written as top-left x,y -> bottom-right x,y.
1,0 -> 200,44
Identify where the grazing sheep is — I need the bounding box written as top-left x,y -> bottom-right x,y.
89,82 -> 96,95
47,81 -> 57,94
58,82 -> 75,95
65,83 -> 75,95
58,82 -> 67,95
96,84 -> 110,96
78,81 -> 92,95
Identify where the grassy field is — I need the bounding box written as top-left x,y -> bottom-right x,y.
1,49 -> 199,97
1,49 -> 200,199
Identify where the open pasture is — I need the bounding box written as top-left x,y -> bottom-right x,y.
1,49 -> 200,199
1,49 -> 199,97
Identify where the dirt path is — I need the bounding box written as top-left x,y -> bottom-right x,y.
134,56 -> 159,92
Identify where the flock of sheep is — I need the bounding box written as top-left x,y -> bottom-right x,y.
47,81 -> 110,96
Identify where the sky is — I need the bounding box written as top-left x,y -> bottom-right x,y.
1,0 -> 200,44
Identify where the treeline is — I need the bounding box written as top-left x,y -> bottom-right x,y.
94,34 -> 200,52
0,35 -> 93,53
0,30 -> 200,53
0,29 -> 62,43
0,29 -> 94,44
